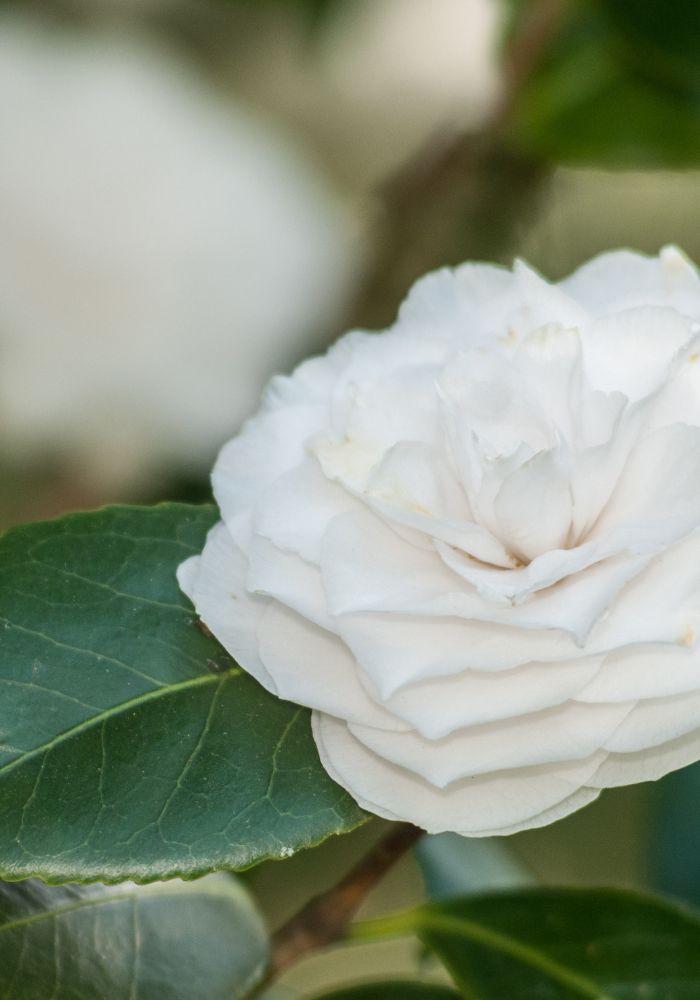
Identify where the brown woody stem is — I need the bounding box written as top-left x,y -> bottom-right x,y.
266,823 -> 424,984
344,0 -> 566,333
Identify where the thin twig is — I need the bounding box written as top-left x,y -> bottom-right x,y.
496,0 -> 569,127
266,823 -> 424,983
345,0 -> 568,332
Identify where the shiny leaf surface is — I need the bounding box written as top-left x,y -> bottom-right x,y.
0,504 -> 365,883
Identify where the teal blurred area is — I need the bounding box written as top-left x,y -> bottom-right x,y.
649,762 -> 700,908
416,833 -> 533,899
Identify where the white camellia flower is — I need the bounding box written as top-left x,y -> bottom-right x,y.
179,246 -> 700,836
0,17 -> 350,486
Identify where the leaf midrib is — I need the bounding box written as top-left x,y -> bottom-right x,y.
0,881 -> 244,938
354,910 -> 616,1000
0,668 -> 240,780
418,912 -> 616,1000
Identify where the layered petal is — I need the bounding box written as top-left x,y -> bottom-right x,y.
347,699 -> 633,787
313,712 -> 607,837
181,246 -> 700,840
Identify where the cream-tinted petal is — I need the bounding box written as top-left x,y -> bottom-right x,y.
578,643 -> 700,703
492,446 -> 573,562
370,497 -> 515,566
464,786 -> 601,838
183,521 -> 277,693
175,553 -> 199,602
322,508 -> 487,618
396,262 -> 513,341
603,689 -> 700,753
337,610 -> 584,693
588,532 -> 700,652
247,534 -> 336,632
313,712 -> 607,836
364,439 -> 513,565
562,245 -> 700,317
381,657 -> 603,737
589,423 -> 700,545
213,404 -> 323,524
347,699 -> 632,786
582,306 -> 695,400
252,458 -> 357,564
256,602 -> 404,730
323,508 -> 650,642
590,729 -> 700,788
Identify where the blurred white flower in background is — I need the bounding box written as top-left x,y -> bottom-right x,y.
0,17 -> 353,489
234,0 -> 504,190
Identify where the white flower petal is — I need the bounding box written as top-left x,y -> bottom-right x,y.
582,306 -> 695,400
589,532 -> 700,652
324,508 -> 650,642
337,610 -> 584,692
603,689 -> 700,753
181,246 -> 700,839
348,699 -> 632,786
493,446 -> 574,562
175,553 -> 199,601
313,712 -> 607,836
470,786 -> 600,838
591,730 -> 700,788
322,508 -> 484,618
252,459 -> 356,564
381,657 -> 604,737
396,262 -> 512,339
247,535 -> 335,632
578,643 -> 700,703
562,245 -> 700,317
365,440 -> 514,567
648,347 -> 700,431
256,602 -> 404,730
184,522 -> 277,693
213,404 -> 324,524
590,423 -> 700,546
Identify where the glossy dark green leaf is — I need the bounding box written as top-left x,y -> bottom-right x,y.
410,888 -> 700,999
312,985 -> 459,1000
0,874 -> 267,999
511,4 -> 700,167
597,0 -> 700,90
0,504 -> 365,883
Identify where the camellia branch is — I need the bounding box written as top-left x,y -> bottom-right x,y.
345,0 -> 568,332
261,823 -> 425,989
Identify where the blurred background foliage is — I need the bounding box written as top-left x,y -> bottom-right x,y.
1,0 -> 699,994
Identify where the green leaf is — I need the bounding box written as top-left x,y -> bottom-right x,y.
366,888 -> 700,999
0,504 -> 365,884
0,873 -> 268,999
596,0 -> 700,91
510,4 -> 700,167
312,985 -> 459,1000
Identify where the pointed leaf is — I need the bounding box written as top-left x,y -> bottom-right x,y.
312,985 -> 459,1000
0,874 -> 267,1000
0,504 -> 365,884
417,888 -> 700,999
359,888 -> 700,999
